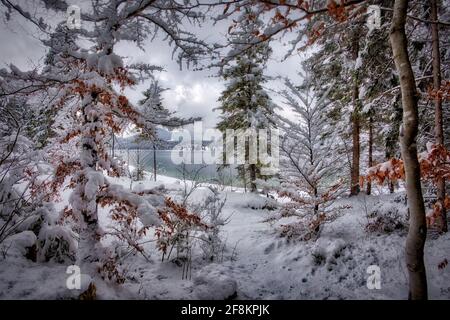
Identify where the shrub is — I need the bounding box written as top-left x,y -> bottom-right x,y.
156,198 -> 208,262
37,224 -> 77,263
198,187 -> 228,262
365,207 -> 407,234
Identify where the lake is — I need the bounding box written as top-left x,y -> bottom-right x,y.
115,149 -> 241,186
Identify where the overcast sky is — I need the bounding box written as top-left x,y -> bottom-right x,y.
0,1 -> 305,134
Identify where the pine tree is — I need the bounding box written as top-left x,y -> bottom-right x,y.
137,79 -> 195,181
216,7 -> 276,192
137,80 -> 168,181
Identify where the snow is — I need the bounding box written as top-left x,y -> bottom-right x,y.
85,170 -> 105,200
1,0 -> 448,303
37,224 -> 77,263
3,231 -> 37,258
97,54 -> 123,75
1,174 -> 449,300
237,192 -> 278,210
193,264 -> 237,300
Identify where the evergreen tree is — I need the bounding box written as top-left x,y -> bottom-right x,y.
216,7 -> 276,192
137,79 -> 195,181
302,1 -> 400,196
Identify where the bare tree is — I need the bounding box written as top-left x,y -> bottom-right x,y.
390,0 -> 428,300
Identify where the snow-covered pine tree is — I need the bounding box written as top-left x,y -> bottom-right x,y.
216,7 -> 276,192
355,3 -> 399,195
275,74 -> 344,240
214,1 -> 383,196
410,0 -> 450,232
138,80 -> 196,133
137,79 -> 197,181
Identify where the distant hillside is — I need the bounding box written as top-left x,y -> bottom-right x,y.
115,128 -> 175,150
115,128 -> 212,150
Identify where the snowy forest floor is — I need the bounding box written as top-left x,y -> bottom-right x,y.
1,174 -> 450,300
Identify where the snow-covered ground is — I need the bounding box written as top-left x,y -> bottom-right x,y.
1,174 -> 449,300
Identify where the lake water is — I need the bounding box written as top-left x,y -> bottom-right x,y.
115,149 -> 240,185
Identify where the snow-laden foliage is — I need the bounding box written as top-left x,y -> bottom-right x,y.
0,0 -> 215,282
198,187 -> 228,263
156,197 -> 208,263
274,75 -> 345,240
0,98 -> 74,264
216,7 -> 276,192
138,80 -> 197,136
1,0 -> 450,301
364,143 -> 450,228
0,101 -> 40,242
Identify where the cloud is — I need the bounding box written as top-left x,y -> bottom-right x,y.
0,4 -> 307,134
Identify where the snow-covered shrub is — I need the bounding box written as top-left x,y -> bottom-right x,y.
193,264 -> 237,300
156,198 -> 208,262
365,207 -> 407,234
109,202 -> 151,256
310,238 -> 355,272
280,221 -> 316,241
0,230 -> 36,261
279,211 -> 341,241
243,193 -> 278,210
97,256 -> 126,284
311,245 -> 327,266
37,224 -> 77,263
11,202 -> 76,263
95,186 -> 167,281
198,187 -> 229,262
0,127 -> 56,263
363,143 -> 450,230
0,129 -> 36,245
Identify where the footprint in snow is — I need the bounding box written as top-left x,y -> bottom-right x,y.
264,242 -> 275,254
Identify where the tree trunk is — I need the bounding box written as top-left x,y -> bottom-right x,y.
350,34 -> 361,196
249,163 -> 257,192
367,115 -> 373,195
430,0 -> 447,233
111,131 -> 115,159
136,146 -> 141,180
390,0 -> 428,300
153,143 -> 157,181
386,95 -> 402,194
313,186 -> 319,214
350,98 -> 361,196
242,165 -> 248,193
